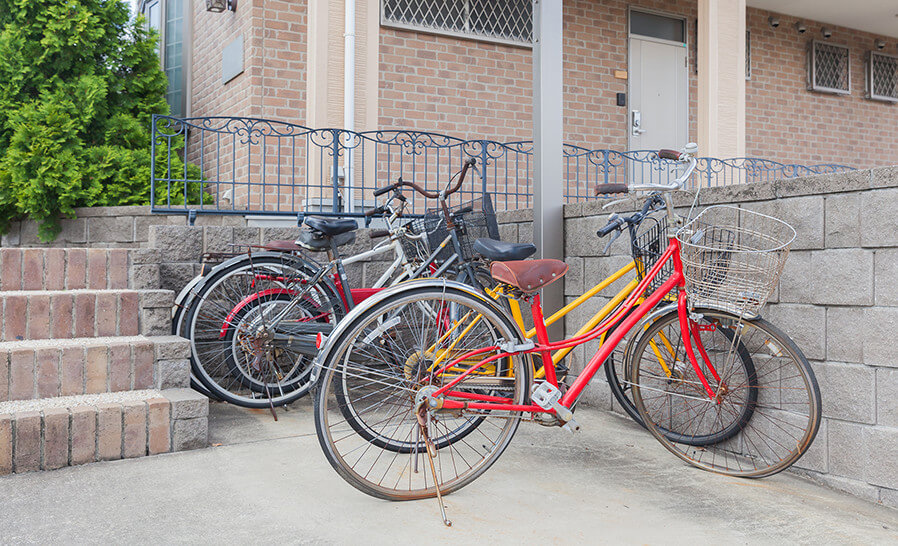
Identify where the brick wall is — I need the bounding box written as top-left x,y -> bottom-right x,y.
378,0 -> 698,148
554,166 -> 898,508
745,9 -> 898,168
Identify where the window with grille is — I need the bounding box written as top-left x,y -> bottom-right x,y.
867,51 -> 898,102
745,30 -> 751,80
381,0 -> 532,47
807,41 -> 850,95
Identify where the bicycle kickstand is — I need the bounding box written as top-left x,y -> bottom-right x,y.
416,406 -> 452,527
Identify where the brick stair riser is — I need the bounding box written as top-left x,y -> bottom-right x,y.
0,248 -> 160,292
0,337 -> 190,402
0,390 -> 208,474
0,290 -> 173,342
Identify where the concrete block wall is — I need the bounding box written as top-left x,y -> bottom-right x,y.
554,166 -> 898,508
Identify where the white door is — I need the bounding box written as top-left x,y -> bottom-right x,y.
628,10 -> 688,183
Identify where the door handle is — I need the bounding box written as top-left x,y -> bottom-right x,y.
631,110 -> 646,135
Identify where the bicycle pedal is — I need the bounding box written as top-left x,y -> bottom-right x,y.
562,418 -> 581,434
531,383 -> 577,431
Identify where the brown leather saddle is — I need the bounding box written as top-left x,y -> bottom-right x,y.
490,259 -> 568,293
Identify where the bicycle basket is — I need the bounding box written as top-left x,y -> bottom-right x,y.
452,194 -> 500,261
676,205 -> 795,319
630,214 -> 673,294
401,213 -> 450,265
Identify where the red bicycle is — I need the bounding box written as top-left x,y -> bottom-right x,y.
311,145 -> 821,525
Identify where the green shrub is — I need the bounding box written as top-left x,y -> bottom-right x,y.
0,0 -> 203,241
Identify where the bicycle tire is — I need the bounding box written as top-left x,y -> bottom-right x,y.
187,253 -> 344,408
314,282 -> 530,500
630,308 -> 821,477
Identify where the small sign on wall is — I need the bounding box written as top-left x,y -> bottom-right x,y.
222,34 -> 244,84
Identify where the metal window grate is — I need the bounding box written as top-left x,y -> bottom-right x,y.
808,41 -> 850,94
867,51 -> 898,102
382,0 -> 532,46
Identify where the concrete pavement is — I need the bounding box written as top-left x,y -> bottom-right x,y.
1,401 -> 896,544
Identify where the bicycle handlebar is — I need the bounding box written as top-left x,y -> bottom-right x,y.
371,157 -> 476,200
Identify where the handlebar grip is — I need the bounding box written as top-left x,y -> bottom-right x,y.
373,184 -> 397,197
594,183 -> 630,196
368,229 -> 390,239
452,206 -> 474,216
597,217 -> 624,237
658,149 -> 682,161
364,206 -> 385,217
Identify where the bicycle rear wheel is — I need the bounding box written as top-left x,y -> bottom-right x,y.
314,282 -> 530,500
630,308 -> 821,477
187,253 -> 343,408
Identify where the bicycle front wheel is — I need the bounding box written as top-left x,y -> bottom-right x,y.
314,282 -> 530,501
630,308 -> 821,477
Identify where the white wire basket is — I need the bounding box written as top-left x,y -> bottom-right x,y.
676,205 -> 796,319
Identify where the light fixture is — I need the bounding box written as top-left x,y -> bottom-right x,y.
205,0 -> 236,12
768,16 -> 780,28
795,21 -> 807,34
821,27 -> 832,39
875,39 -> 886,50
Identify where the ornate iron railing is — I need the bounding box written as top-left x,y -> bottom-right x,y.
151,115 -> 855,222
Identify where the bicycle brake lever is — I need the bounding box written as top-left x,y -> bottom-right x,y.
602,229 -> 622,255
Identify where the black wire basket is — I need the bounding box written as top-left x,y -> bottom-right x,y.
629,214 -> 673,295
400,194 -> 500,265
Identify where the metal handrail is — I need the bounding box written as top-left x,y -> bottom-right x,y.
150,114 -> 856,222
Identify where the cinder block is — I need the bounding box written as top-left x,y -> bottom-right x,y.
149,226 -> 204,262
154,336 -> 190,361
824,194 -> 860,248
792,418 -> 828,473
763,304 -> 825,361
167,388 -> 209,420
0,350 -> 7,402
42,408 -> 69,470
828,419 -> 867,480
158,263 -> 196,292
87,215 -> 133,244
813,362 -> 875,424
742,196 -> 824,250
122,401 -> 148,458
141,307 -> 171,337
172,417 -> 208,451
861,307 -> 898,368
874,249 -> 898,306
129,265 -> 160,290
876,369 -> 898,427
203,226 -> 234,253
13,411 -> 41,472
70,406 -> 97,465
825,307 -> 864,363
860,188 -> 898,247
779,249 -> 873,306
0,414 -> 11,474
96,403 -> 123,461
147,398 -> 171,455
564,257 -> 584,296
156,359 -> 190,389
863,426 -> 898,489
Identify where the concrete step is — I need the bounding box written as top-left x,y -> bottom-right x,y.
0,335 -> 189,402
0,388 -> 208,474
0,247 -> 160,292
0,289 -> 173,341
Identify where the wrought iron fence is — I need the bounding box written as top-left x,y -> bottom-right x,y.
151,115 -> 855,222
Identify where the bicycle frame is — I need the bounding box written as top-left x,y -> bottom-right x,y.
428,234 -> 722,415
